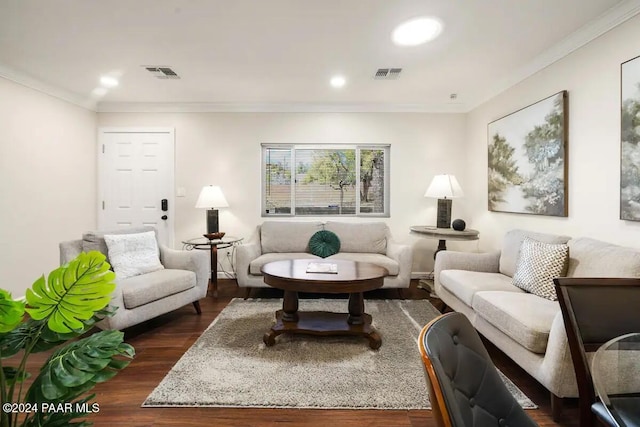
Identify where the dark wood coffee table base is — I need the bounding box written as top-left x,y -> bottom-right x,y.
263,309 -> 382,350
263,290 -> 382,349
261,260 -> 387,350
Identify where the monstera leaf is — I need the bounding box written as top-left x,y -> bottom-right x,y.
26,330 -> 134,403
1,308 -> 115,360
0,289 -> 24,333
25,251 -> 115,333
1,252 -> 133,427
0,319 -> 45,359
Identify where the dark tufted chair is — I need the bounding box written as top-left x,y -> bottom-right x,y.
418,312 -> 538,427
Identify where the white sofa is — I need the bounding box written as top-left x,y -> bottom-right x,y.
434,229 -> 640,418
60,226 -> 209,330
236,221 -> 412,290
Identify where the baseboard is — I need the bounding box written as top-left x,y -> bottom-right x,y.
411,271 -> 434,280
217,271 -> 236,280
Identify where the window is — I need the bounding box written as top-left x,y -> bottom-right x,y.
262,144 -> 390,217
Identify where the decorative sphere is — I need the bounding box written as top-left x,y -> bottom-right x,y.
452,219 -> 466,231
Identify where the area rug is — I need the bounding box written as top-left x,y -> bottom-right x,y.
143,298 -> 536,410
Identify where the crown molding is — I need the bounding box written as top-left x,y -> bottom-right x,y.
467,0 -> 640,111
0,64 -> 97,111
96,101 -> 468,114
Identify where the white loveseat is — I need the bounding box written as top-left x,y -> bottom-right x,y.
434,229 -> 640,418
236,221 -> 412,290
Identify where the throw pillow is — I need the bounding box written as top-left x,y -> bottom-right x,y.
103,231 -> 164,279
308,230 -> 341,258
512,237 -> 569,301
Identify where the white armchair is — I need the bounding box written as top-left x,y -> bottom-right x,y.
59,226 -> 209,330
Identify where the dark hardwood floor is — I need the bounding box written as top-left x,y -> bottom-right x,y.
14,280 -> 580,426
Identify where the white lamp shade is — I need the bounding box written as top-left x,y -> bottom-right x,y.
195,185 -> 229,208
424,174 -> 464,199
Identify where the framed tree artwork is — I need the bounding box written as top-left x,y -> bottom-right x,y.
487,91 -> 568,216
620,54 -> 640,221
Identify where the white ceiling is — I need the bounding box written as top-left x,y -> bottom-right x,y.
1,0 -> 638,112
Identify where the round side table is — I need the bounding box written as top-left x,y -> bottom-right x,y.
183,236 -> 243,298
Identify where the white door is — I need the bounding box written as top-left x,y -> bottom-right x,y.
98,128 -> 175,247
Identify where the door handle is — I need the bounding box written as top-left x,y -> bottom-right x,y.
161,215 -> 168,220
161,199 -> 168,211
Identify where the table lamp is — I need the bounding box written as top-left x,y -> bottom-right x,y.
425,174 -> 464,228
195,185 -> 229,233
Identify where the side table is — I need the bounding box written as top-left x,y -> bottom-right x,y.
410,225 -> 479,259
182,236 -> 243,298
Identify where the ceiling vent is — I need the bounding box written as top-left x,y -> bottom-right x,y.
374,68 -> 402,80
143,66 -> 180,79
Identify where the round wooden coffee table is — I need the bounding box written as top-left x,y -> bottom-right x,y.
260,259 -> 388,349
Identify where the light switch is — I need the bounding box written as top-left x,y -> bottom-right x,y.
176,187 -> 186,197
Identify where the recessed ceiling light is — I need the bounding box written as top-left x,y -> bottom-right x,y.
392,17 -> 443,46
100,76 -> 119,88
330,75 -> 346,88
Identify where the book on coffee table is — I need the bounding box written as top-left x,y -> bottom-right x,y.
306,262 -> 338,274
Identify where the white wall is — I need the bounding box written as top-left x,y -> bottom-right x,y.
465,14 -> 640,251
97,112 -> 468,275
0,78 -> 97,296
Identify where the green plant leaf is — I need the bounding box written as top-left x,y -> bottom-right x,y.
34,306 -> 119,352
0,318 -> 44,358
1,366 -> 30,386
0,289 -> 25,333
27,330 -> 134,403
1,252 -> 132,427
25,251 -> 116,333
0,313 -> 111,359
